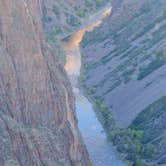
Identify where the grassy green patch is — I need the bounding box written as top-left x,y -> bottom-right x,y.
76,8 -> 85,18
138,50 -> 166,80
80,64 -> 89,82
66,15 -> 81,27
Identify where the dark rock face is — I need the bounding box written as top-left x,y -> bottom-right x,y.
0,0 -> 90,165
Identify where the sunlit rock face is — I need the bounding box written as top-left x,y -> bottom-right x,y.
0,0 -> 90,165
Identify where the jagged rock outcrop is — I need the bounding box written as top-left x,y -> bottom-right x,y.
0,0 -> 90,165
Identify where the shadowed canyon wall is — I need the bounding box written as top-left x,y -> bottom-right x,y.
0,0 -> 90,165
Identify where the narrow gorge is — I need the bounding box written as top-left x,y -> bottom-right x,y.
62,6 -> 123,166
0,0 -> 165,166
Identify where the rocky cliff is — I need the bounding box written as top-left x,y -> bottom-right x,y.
80,0 -> 166,165
0,0 -> 90,165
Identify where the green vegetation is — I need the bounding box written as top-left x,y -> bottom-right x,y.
42,0 -> 108,39
80,64 -> 89,82
42,6 -> 52,24
96,0 -> 105,7
50,27 -> 62,36
46,34 -> 65,64
109,128 -> 150,166
95,97 -> 107,112
131,96 -> 166,130
52,5 -> 60,17
96,96 -> 166,166
46,34 -> 57,43
94,96 -> 115,128
66,15 -> 81,27
138,50 -> 166,80
76,8 -> 85,18
122,68 -> 135,83
80,58 -> 166,166
93,101 -> 149,166
81,0 -> 106,8
131,11 -> 166,42
85,86 -> 97,96
85,0 -> 94,7
130,96 -> 166,165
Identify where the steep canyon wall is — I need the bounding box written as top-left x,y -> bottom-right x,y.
0,0 -> 90,165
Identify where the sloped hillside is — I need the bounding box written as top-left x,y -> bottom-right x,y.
80,0 -> 166,165
41,0 -> 110,64
131,96 -> 166,165
81,0 -> 166,127
0,0 -> 90,165
42,0 -> 108,37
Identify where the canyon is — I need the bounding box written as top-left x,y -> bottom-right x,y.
0,0 -> 165,166
62,6 -> 124,166
81,0 -> 166,165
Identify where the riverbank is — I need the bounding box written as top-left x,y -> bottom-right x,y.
79,1 -> 166,165
78,81 -> 124,160
79,76 -> 141,165
62,5 -> 124,166
80,73 -> 166,165
75,88 -> 124,166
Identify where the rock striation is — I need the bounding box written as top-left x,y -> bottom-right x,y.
81,0 -> 166,128
0,0 -> 90,165
80,0 -> 166,165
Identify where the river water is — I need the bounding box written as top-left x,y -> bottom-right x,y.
62,6 -> 124,166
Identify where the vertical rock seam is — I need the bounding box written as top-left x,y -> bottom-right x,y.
0,0 -> 90,165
